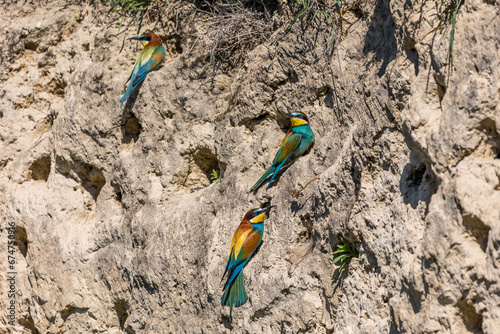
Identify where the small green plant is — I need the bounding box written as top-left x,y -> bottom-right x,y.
293,0 -> 345,46
333,234 -> 358,272
210,169 -> 222,184
103,0 -> 168,31
437,0 -> 462,61
293,0 -> 312,23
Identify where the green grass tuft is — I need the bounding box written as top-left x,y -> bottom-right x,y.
333,234 -> 358,273
437,0 -> 462,61
102,0 -> 166,31
210,169 -> 222,184
293,0 -> 345,46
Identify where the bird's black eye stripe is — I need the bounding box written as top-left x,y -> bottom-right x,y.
145,36 -> 151,41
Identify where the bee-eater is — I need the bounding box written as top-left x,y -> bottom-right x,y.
221,206 -> 275,320
250,111 -> 315,191
120,32 -> 166,106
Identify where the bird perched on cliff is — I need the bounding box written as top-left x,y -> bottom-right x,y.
249,111 -> 315,191
221,206 -> 275,320
120,32 -> 165,106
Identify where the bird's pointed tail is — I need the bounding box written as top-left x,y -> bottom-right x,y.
221,270 -> 248,320
265,160 -> 289,190
120,84 -> 134,106
249,167 -> 275,192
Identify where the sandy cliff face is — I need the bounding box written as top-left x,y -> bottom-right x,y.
0,0 -> 499,333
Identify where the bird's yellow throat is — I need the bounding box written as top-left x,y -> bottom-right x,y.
290,118 -> 308,127
250,212 -> 266,223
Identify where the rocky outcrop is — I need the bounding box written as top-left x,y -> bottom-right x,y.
0,0 -> 498,333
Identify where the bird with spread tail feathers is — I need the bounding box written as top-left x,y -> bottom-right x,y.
120,32 -> 165,106
249,111 -> 315,191
221,206 -> 275,320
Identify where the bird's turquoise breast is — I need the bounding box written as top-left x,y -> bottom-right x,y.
292,125 -> 314,158
251,222 -> 265,232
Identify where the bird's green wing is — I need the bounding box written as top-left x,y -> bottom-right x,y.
271,132 -> 302,167
130,46 -> 165,87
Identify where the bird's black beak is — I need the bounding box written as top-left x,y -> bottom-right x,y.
261,205 -> 276,213
284,113 -> 295,118
129,36 -> 141,41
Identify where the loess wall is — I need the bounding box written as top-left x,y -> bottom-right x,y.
0,0 -> 499,333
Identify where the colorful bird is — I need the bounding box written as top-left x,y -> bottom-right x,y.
250,112 -> 315,191
120,32 -> 166,106
221,206 -> 275,320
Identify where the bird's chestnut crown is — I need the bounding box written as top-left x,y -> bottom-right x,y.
130,32 -> 160,46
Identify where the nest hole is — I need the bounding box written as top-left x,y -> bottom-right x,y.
114,300 -> 129,330
164,33 -> 183,58
15,226 -> 28,258
478,118 -> 500,159
29,155 -> 51,181
192,148 -> 221,184
400,151 -> 437,210
457,299 -> 483,333
18,314 -> 39,334
121,112 -> 141,144
24,40 -> 38,51
172,148 -> 221,190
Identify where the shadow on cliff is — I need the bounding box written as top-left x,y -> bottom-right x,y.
362,0 -> 397,77
362,0 -> 422,83
361,0 -> 418,76
331,262 -> 350,296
